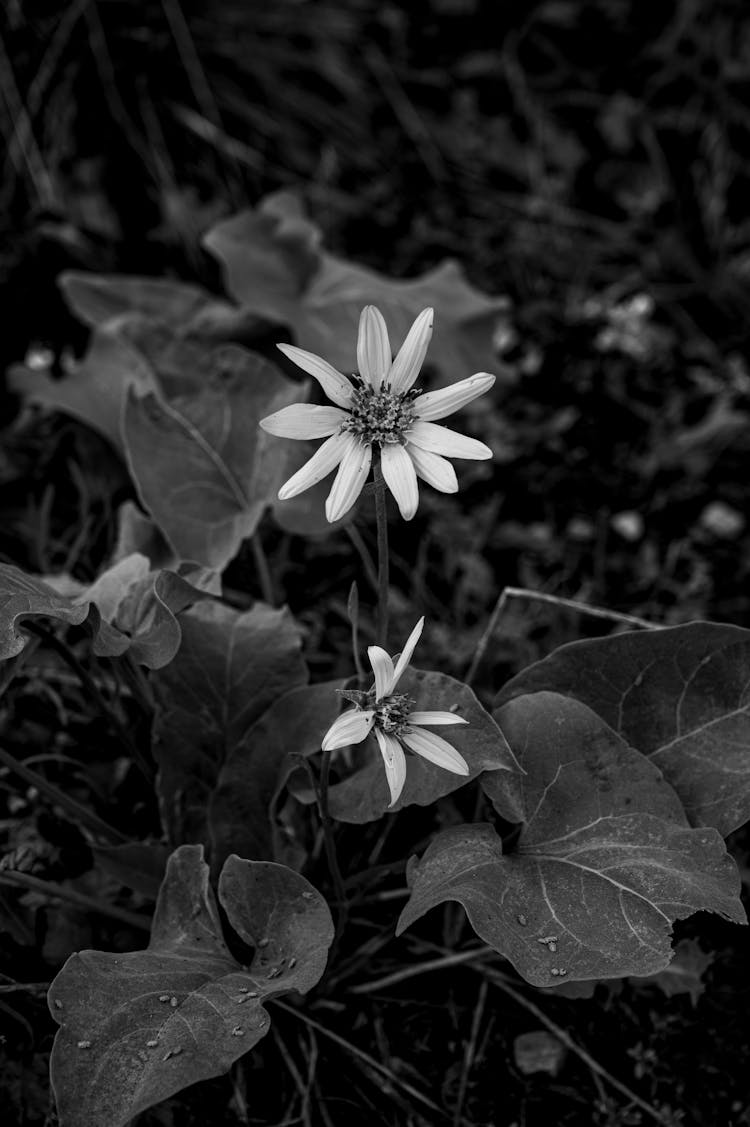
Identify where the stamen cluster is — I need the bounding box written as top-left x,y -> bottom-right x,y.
373,692 -> 414,735
341,381 -> 417,446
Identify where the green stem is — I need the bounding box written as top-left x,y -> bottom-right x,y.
372,455 -> 389,648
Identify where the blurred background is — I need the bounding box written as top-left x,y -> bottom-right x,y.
3,0 -> 750,643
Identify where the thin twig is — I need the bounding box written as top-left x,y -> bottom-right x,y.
348,947 -> 491,995
476,967 -> 674,1126
0,744 -> 129,844
465,586 -> 661,686
372,457 -> 390,648
0,871 -> 150,931
0,981 -> 50,995
271,1001 -> 462,1123
453,979 -> 488,1127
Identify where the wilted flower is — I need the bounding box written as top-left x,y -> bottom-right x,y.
321,617 -> 469,806
260,306 -> 495,522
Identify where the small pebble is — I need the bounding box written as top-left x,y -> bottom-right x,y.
146,1040 -> 158,1048
158,995 -> 170,1003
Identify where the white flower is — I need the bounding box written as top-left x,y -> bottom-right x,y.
321,617 -> 469,806
260,306 -> 495,522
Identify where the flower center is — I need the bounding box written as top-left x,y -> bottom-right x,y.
374,692 -> 414,735
342,380 -> 418,446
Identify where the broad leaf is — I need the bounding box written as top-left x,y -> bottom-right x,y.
59,272 -> 227,329
204,191 -> 505,384
325,669 -> 520,824
123,345 -> 301,569
209,680 -> 345,870
495,622 -> 750,836
0,564 -> 92,658
8,327 -> 157,451
153,600 -> 307,847
397,692 -> 744,985
48,844 -> 333,1127
0,557 -> 208,669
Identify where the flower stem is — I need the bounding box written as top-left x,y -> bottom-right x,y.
372,454 -> 389,648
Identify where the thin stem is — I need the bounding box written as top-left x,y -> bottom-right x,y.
372,455 -> 390,648
465,586 -> 660,687
347,582 -> 365,681
0,871 -> 149,931
251,534 -> 276,605
344,525 -> 379,596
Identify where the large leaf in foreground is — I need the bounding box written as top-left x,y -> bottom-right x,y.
325,669 -> 520,823
0,557 -> 205,669
397,692 -> 744,985
153,600 -> 307,846
495,622 -> 750,835
204,191 -> 505,384
49,845 -> 333,1127
124,345 -> 300,569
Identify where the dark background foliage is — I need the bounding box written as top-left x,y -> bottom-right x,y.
1,1 -> 750,1125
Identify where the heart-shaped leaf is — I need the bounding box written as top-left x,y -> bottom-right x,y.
48,844 -> 333,1127
495,622 -> 750,836
0,558 -> 209,670
123,345 -> 301,569
397,692 -> 744,985
209,680 -> 345,870
204,191 -> 505,384
153,600 -> 307,847
325,668 -> 520,824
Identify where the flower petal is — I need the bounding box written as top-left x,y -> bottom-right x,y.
401,726 -> 469,775
325,438 -> 372,522
390,616 -> 425,692
381,444 -> 419,521
322,709 -> 375,751
260,403 -> 349,439
413,372 -> 495,421
406,444 -> 458,493
407,711 -> 469,726
277,432 -> 350,500
368,646 -> 395,699
357,306 -> 391,391
407,421 -> 493,460
277,344 -> 354,408
374,728 -> 407,806
388,308 -> 433,394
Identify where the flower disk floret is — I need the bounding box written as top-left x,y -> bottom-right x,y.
259,306 -> 496,523
321,618 -> 470,806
